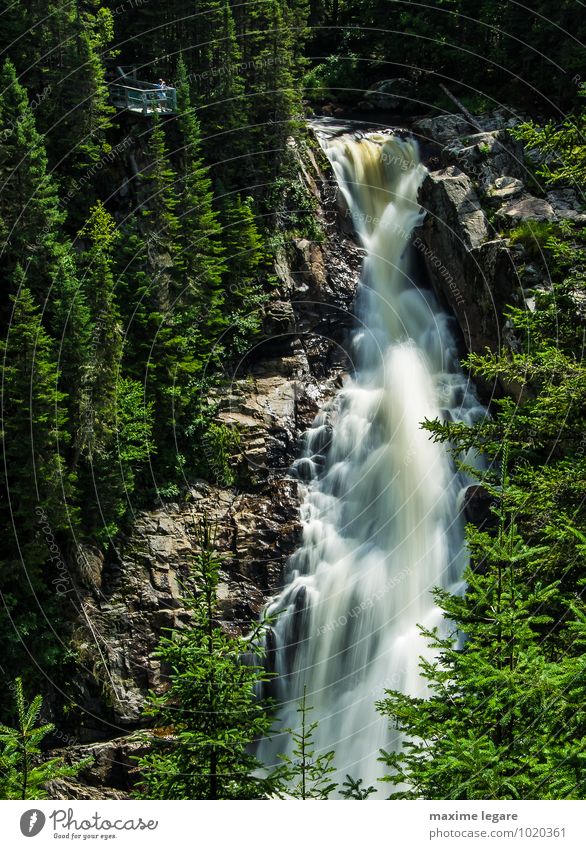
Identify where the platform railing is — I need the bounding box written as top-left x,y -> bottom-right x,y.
109,82 -> 177,115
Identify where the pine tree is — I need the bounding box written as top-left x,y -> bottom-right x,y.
273,687 -> 375,798
0,678 -> 87,799
378,197 -> 586,798
221,194 -> 265,306
0,1 -> 114,179
0,280 -> 73,579
135,521 -> 277,799
75,202 -> 138,540
141,113 -> 182,313
76,201 -> 123,463
138,112 -> 212,484
274,687 -> 337,799
0,59 -> 64,302
71,212 -> 153,538
220,193 -> 267,352
187,3 -> 248,184
174,56 -> 226,338
48,246 -> 92,459
237,0 -> 302,188
377,510 -> 586,799
47,2 -> 115,174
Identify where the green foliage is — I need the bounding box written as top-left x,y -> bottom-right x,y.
0,59 -> 64,297
274,688 -> 337,799
0,678 -> 87,799
134,521 -> 277,799
202,423 -> 241,487
512,87 -> 586,186
273,689 -> 375,799
378,507 -> 586,799
0,0 -> 309,721
77,202 -> 123,456
302,0 -> 586,112
269,148 -> 323,242
340,774 -> 377,800
379,110 -> 586,797
303,54 -> 362,103
0,1 -> 114,180
508,220 -> 560,260
0,284 -> 74,576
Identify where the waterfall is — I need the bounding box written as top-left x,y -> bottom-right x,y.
258,130 -> 485,793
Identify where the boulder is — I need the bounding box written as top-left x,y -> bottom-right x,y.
417,166 -> 518,357
418,166 -> 489,249
76,544 -> 105,591
46,735 -> 150,799
364,78 -> 418,111
496,193 -> 557,223
442,130 -> 525,193
473,107 -> 528,132
413,113 -> 472,146
486,175 -> 525,202
546,188 -> 586,223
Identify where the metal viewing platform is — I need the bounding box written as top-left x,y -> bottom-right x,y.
108,66 -> 177,116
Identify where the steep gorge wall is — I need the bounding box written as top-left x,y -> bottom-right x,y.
50,134 -> 363,797
413,110 -> 585,375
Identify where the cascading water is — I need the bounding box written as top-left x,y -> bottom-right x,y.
258,129 -> 485,793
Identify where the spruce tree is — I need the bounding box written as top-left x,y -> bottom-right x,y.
76,201 -> 123,462
237,0 -> 302,187
187,3 -> 248,184
75,202 -> 133,539
139,113 -> 205,484
174,58 -> 226,343
274,688 -> 337,799
47,2 -> 115,175
378,204 -> 586,799
135,521 -> 277,799
0,678 -> 87,799
0,59 -> 64,302
220,194 -> 267,351
377,509 -> 586,799
0,279 -> 73,579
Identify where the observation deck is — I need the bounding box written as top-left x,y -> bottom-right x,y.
108,66 -> 176,116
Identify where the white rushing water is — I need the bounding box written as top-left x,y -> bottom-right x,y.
258,130 -> 484,793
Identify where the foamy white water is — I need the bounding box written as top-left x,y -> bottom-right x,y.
258,131 -> 484,793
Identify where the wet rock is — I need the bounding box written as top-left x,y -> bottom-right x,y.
76,544 -> 105,591
420,166 -> 489,248
263,300 -> 297,336
46,735 -> 149,799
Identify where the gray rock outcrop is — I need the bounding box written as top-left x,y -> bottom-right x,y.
416,164 -> 517,355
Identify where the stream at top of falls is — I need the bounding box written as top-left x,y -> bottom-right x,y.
257,129 -> 486,795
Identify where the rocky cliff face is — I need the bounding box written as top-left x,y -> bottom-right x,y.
412,110 -> 584,370
60,134 -> 362,793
